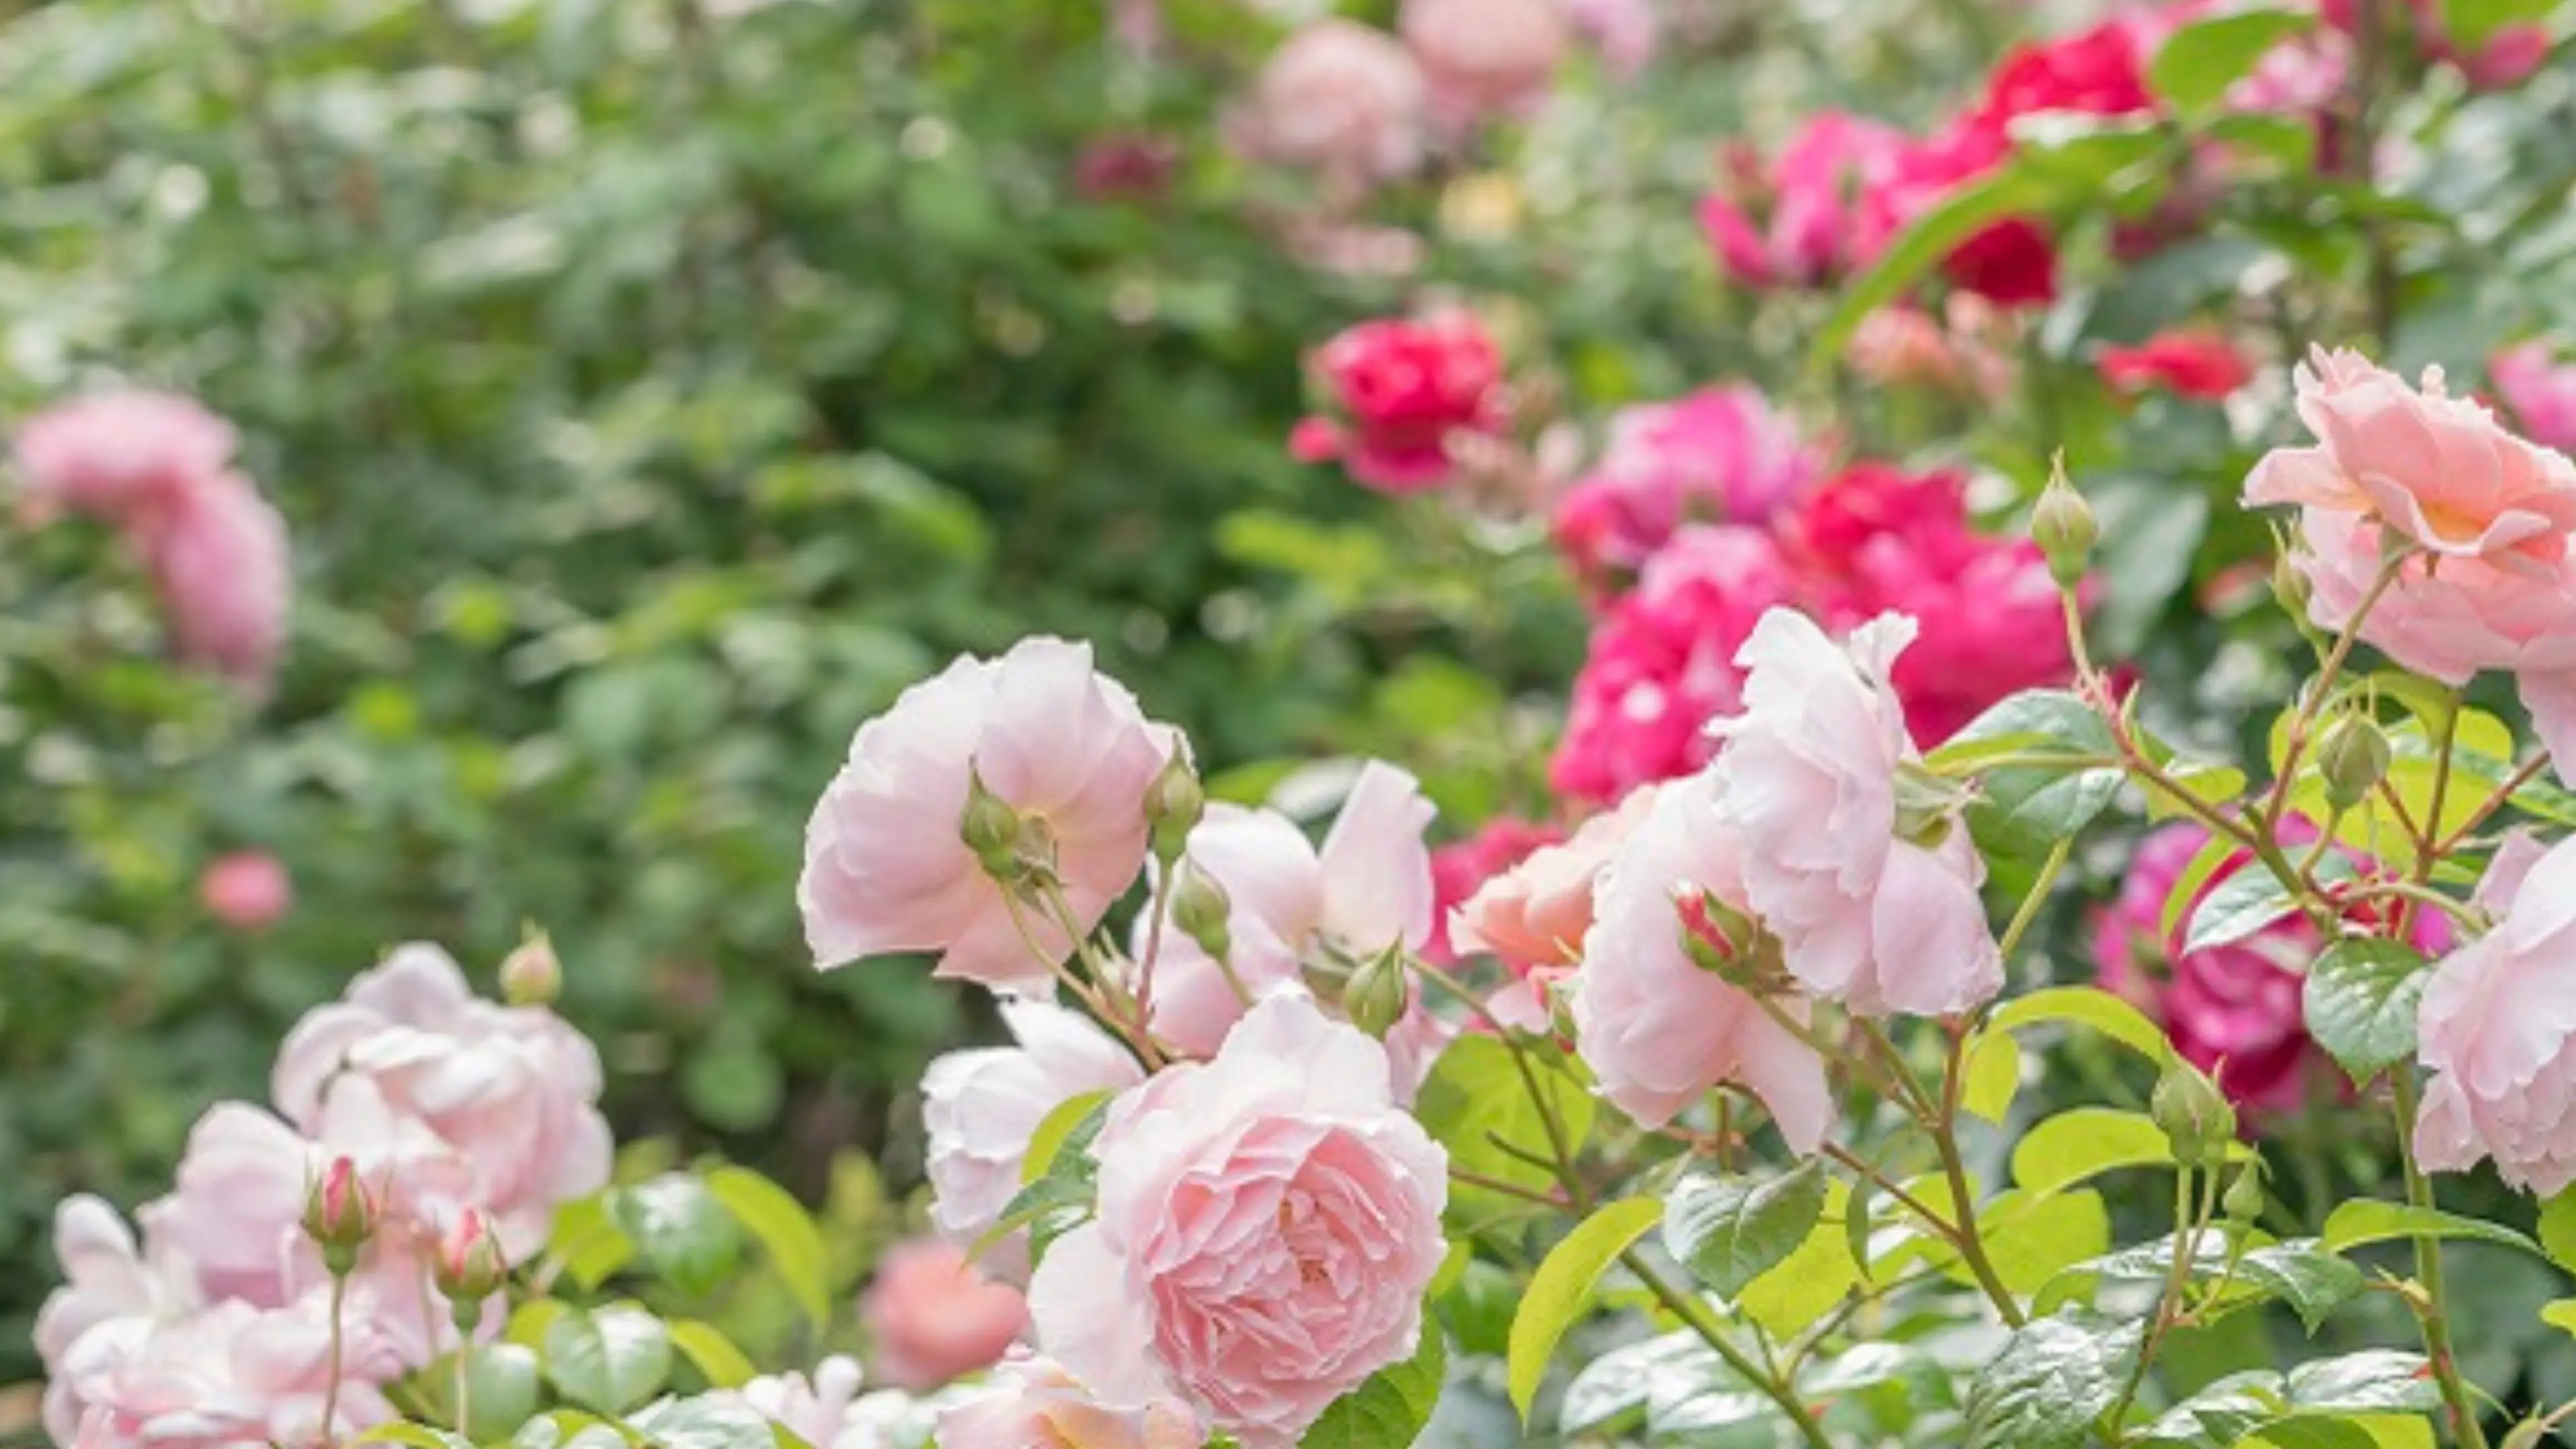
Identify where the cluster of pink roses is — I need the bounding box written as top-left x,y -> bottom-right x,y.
11,391 -> 291,694
36,945 -> 610,1446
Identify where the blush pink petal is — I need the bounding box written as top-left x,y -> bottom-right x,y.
2415,835 -> 2576,1195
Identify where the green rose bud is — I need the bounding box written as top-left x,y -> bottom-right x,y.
2031,463 -> 2096,592
2316,713 -> 2392,812
1341,944 -> 1411,1040
2151,1056 -> 2238,1171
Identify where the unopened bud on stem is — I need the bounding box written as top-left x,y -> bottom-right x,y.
2151,1057 -> 2237,1170
302,1157 -> 378,1276
433,1209 -> 508,1326
1170,863 -> 1232,961
1144,747 -> 1204,865
2032,464 -> 2096,592
1342,945 -> 1411,1040
498,930 -> 561,1007
2317,713 -> 2391,812
960,767 -> 1026,879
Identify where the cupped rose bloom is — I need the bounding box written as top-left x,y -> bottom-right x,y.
2493,342 -> 2576,453
1399,0 -> 1566,127
1710,609 -> 2003,1017
36,1198 -> 199,1447
1570,772 -> 1834,1144
862,1238 -> 1030,1392
55,1293 -> 398,1449
1699,113 -> 1906,290
1232,19 -> 1426,184
801,637 -> 1176,993
1028,994 -> 1446,1448
2248,346 -> 2576,566
1295,313 -> 1507,493
132,470 -> 292,692
922,1001 -> 1144,1277
2416,833 -> 2576,1194
10,391 -> 236,525
1550,387 -> 1823,588
938,1354 -> 1205,1449
1426,816 -> 1562,963
271,943 -> 611,1260
1550,525 -> 1797,802
2099,329 -> 2253,400
199,851 -> 291,932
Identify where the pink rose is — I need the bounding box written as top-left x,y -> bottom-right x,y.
132,470 -> 291,690
1295,313 -> 1507,493
862,1238 -> 1030,1391
801,637 -> 1177,994
1847,304 -> 2015,400
1144,761 -> 1444,1090
56,1294 -> 398,1449
2416,833 -> 2576,1194
922,1001 -> 1144,1278
11,392 -> 236,525
1232,20 -> 1426,184
1028,994 -> 1447,1447
2098,329 -> 2254,400
1451,787 -> 1653,971
938,1354 -> 1205,1449
2249,346 -> 2576,566
36,1198 -> 198,1447
1570,772 -> 1835,1144
199,851 -> 291,932
1425,816 -> 1562,964
1550,525 -> 1797,802
1399,0 -> 1566,128
139,1104 -> 316,1311
1711,609 -> 2003,1016
2493,342 -> 2576,454
1550,386 -> 1823,588
1700,113 -> 1906,290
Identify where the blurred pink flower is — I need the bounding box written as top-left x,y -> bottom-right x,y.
1231,19 -> 1426,185
133,471 -> 290,692
2098,329 -> 2254,400
862,1238 -> 1030,1392
11,392 -> 237,526
199,851 -> 291,932
1295,312 -> 1507,492
1563,0 -> 1658,76
1700,113 -> 1906,290
2320,0 -> 2545,89
939,1354 -> 1205,1449
1550,386 -> 1823,589
1399,0 -> 1567,129
2493,341 -> 2576,453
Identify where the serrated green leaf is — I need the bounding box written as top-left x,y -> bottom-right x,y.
1988,986 -> 2176,1064
1020,1089 -> 1114,1186
1509,1198 -> 1664,1419
1962,1030 -> 2024,1122
1662,1161 -> 1829,1297
2014,1108 -> 2242,1195
1302,1325 -> 1446,1447
2321,1200 -> 2544,1258
2301,941 -> 2429,1083
1964,1309 -> 2145,1448
543,1304 -> 673,1415
1741,1181 -> 1862,1338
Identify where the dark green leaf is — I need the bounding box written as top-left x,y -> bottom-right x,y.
1662,1161 -> 1830,1296
1964,1310 -> 2145,1448
2301,941 -> 2430,1083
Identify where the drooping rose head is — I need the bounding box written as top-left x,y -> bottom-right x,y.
1028,994 -> 1447,1448
2493,342 -> 2576,455
1570,771 -> 1835,1144
861,1237 -> 1030,1391
2098,329 -> 2253,400
1297,312 -> 1507,493
1233,19 -> 1426,184
1549,386 -> 1823,588
2416,833 -> 2576,1195
2248,345 -> 2576,566
1709,608 -> 2003,1016
801,637 -> 1177,994
11,391 -> 236,525
200,851 -> 292,932
132,470 -> 291,692
938,1354 -> 1205,1449
1399,0 -> 1566,128
1699,113 -> 1906,290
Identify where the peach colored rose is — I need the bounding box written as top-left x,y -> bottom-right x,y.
861,1238 -> 1030,1391
1450,786 -> 1653,970
2415,833 -> 2576,1194
938,1354 -> 1205,1449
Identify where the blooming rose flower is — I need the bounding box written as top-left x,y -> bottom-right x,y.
199,851 -> 291,932
1699,113 -> 1906,290
922,1001 -> 1144,1277
2416,833 -> 2576,1193
2098,329 -> 2254,400
1570,772 -> 1834,1143
1399,0 -> 1566,128
862,1238 -> 1030,1391
938,1354 -> 1205,1449
10,392 -> 237,525
1426,816 -> 1562,964
1550,525 -> 1797,802
133,470 -> 291,690
2249,347 -> 2576,566
1028,994 -> 1447,1448
1711,609 -> 2002,1016
1452,792 -> 1652,972
1231,19 -> 1426,185
1550,387 -> 1823,588
36,1198 -> 199,1447
2493,342 -> 2576,454
1295,313 -> 1507,493
53,1293 -> 398,1449
139,1104 -> 319,1312
802,637 -> 1177,994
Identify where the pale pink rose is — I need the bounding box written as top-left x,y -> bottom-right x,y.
129,470 -> 291,691
2415,833 -> 2576,1195
271,943 -> 611,1260
1145,762 -> 1446,1091
2493,342 -> 2576,454
36,1198 -> 199,1447
2247,345 -> 2576,566
922,1001 -> 1144,1278
1425,817 -> 1562,964
1710,609 -> 2002,1016
802,637 -> 1177,994
938,1354 -> 1205,1449
199,851 -> 291,931
1570,771 -> 1834,1144
1028,994 -> 1446,1448
1451,788 -> 1653,970
11,392 -> 236,525
59,1293 -> 398,1449
862,1238 -> 1030,1392
1232,20 -> 1426,184
1401,0 -> 1566,127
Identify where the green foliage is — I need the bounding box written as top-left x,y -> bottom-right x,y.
1509,1197 -> 1664,1419
1662,1160 -> 1829,1297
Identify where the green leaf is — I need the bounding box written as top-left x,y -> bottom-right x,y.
543,1303 -> 674,1415
1417,1036 -> 1595,1223
1817,162 -> 2059,366
2237,1242 -> 2367,1333
2286,1350 -> 2441,1415
2014,1108 -> 2239,1195
2161,833 -> 2245,945
461,1344 -> 544,1440
1020,1090 -> 1114,1185
2090,483 -> 2212,658
1301,1325 -> 1446,1447
609,1173 -> 743,1298
2540,1185 -> 2576,1273
668,1319 -> 758,1389
2321,1200 -> 2544,1259
2148,3 -> 2312,116
978,1169 -> 1094,1269
2444,0 -> 2555,50
1966,1189 -> 2113,1295
2245,1414 -> 2433,1449
1955,692 -> 2125,857
1964,1310 -> 2146,1448
1988,986 -> 2176,1064
2301,941 -> 2430,1083
1962,1030 -> 2023,1123
2184,853 -> 2352,953
1741,1181 -> 1864,1338
706,1166 -> 832,1329
547,1195 -> 635,1291
358,1430 -> 476,1449
1662,1160 -> 1829,1296
631,1393 -> 796,1449
2540,1298 -> 2576,1337
1508,1197 -> 1664,1419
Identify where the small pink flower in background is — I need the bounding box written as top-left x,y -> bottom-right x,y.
1295,312 -> 1507,492
199,851 -> 291,932
1847,301 -> 2017,400
1230,19 -> 1426,186
921,1001 -> 1144,1279
1073,133 -> 1180,203
1027,994 -> 1446,1448
133,470 -> 292,691
1550,386 -> 1824,588
10,391 -> 237,526
801,637 -> 1177,994
1426,816 -> 1562,963
1711,609 -> 2003,1017
939,1354 -> 1205,1449
1550,525 -> 1797,802
1562,0 -> 1658,78
2492,341 -> 2576,453
1571,771 -> 1833,1142
2099,329 -> 2255,400
1699,113 -> 1907,290
861,1238 -> 1030,1392
2417,833 -> 2576,1193
1399,0 -> 1568,129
